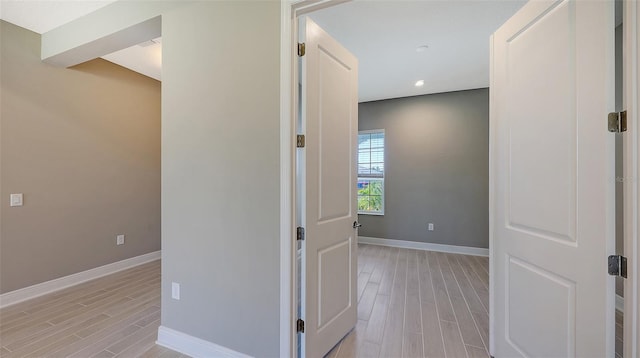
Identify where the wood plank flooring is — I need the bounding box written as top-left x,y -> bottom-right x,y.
0,244 -> 490,357
325,244 -> 490,358
0,260 -> 185,358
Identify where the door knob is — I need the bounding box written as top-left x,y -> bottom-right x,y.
353,221 -> 362,228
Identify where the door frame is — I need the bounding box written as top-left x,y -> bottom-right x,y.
279,1 -> 349,357
279,1 -> 640,357
624,1 -> 639,356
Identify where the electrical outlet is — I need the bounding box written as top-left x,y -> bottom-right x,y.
172,282 -> 180,300
116,234 -> 125,245
428,223 -> 434,231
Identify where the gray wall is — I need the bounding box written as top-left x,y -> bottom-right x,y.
0,20 -> 161,294
358,89 -> 489,249
161,2 -> 281,356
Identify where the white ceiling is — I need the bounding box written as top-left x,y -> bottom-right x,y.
309,0 -> 526,102
0,0 -> 526,101
0,0 -> 162,80
0,0 -> 115,34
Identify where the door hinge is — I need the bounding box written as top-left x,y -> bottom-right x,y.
296,134 -> 306,148
608,255 -> 628,278
298,43 -> 306,57
608,111 -> 627,133
296,318 -> 305,333
296,227 -> 305,241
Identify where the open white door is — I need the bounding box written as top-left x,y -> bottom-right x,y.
491,1 -> 615,357
298,17 -> 358,358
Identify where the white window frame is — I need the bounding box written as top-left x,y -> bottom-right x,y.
357,129 -> 385,216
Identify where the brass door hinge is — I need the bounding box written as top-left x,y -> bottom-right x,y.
608,255 -> 628,278
608,111 -> 627,132
297,134 -> 306,148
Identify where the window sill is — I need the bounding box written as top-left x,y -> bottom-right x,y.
358,212 -> 384,216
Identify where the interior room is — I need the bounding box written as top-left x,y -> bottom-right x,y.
0,0 -> 637,357
298,3 -> 516,357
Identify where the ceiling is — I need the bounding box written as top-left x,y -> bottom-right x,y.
0,0 -> 161,80
0,0 -> 114,34
309,0 -> 526,101
0,0 -> 526,102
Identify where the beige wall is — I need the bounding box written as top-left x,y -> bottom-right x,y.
0,20 -> 161,294
23,1 -> 283,354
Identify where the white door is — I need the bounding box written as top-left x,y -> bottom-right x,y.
299,17 -> 358,358
491,1 -> 615,357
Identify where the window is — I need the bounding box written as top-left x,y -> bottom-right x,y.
358,130 -> 384,215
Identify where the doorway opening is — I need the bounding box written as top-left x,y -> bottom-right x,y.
294,1 -> 515,353
288,3 -> 632,358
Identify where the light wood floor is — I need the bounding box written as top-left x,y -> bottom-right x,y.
325,244 -> 490,358
0,260 -> 184,358
0,244 -> 489,358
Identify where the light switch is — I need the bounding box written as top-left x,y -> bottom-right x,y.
10,194 -> 23,207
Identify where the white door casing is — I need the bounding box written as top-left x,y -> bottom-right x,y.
299,17 -> 358,358
491,1 -> 615,357
624,1 -> 640,357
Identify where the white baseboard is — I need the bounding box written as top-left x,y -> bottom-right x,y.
0,251 -> 161,309
359,236 -> 489,257
616,294 -> 624,312
157,326 -> 252,358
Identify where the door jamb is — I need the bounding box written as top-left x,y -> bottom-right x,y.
279,2 -> 295,357
488,34 -> 496,356
623,0 -> 639,356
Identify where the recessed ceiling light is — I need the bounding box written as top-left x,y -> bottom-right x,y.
138,38 -> 162,48
415,80 -> 425,87
416,45 -> 429,53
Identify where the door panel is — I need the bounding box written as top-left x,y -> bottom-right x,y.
317,238 -> 352,329
300,17 -> 358,358
491,0 -> 615,357
506,0 -> 576,242
318,47 -> 352,222
507,256 -> 576,357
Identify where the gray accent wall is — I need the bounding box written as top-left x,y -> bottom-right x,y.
358,89 -> 489,249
